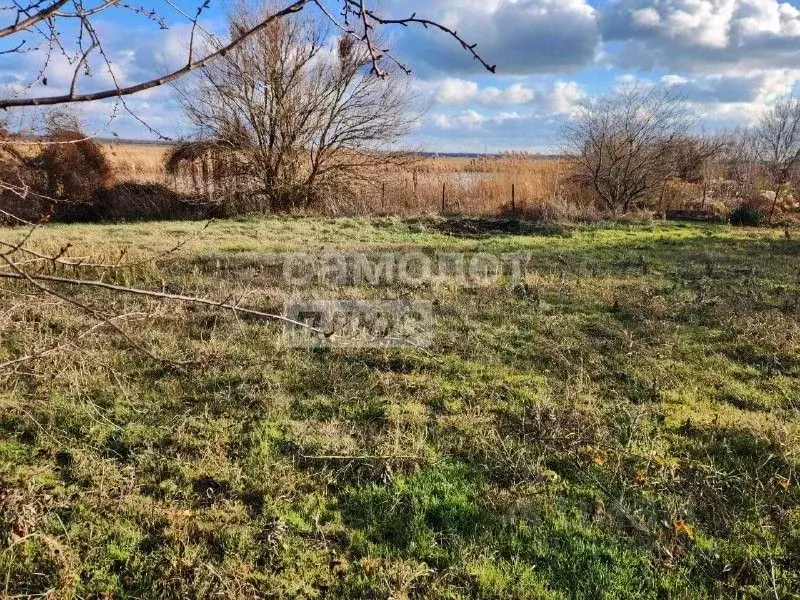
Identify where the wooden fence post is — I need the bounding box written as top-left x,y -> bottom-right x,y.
442,183 -> 446,213
511,183 -> 516,217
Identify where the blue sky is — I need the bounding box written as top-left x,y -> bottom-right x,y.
3,0 -> 800,152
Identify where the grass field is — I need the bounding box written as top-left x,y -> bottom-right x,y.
1,217 -> 799,598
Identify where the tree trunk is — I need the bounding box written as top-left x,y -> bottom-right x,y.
701,180 -> 707,211
768,183 -> 781,225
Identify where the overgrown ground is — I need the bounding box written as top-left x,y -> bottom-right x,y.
1,217 -> 799,599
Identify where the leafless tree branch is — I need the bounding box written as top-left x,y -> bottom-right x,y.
0,0 -> 69,40
0,0 -> 494,109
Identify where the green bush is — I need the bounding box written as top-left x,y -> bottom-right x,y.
730,206 -> 763,227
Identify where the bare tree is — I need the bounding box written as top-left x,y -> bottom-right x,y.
672,135 -> 727,183
718,127 -> 763,207
565,86 -> 693,214
671,134 -> 729,210
172,3 -> 416,213
754,93 -> 800,223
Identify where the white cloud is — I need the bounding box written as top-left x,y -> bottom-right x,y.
434,78 -> 535,106
434,78 -> 481,105
432,110 -> 523,130
432,78 -> 583,113
603,68 -> 800,129
631,8 -> 661,28
602,0 -> 800,72
397,0 -> 600,75
539,81 -> 587,114
673,69 -> 800,104
433,110 -> 487,130
482,83 -> 536,105
661,74 -> 689,86
428,78 -> 585,148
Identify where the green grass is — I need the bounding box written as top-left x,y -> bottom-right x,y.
1,217 -> 799,598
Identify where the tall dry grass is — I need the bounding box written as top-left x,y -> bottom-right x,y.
336,153 -> 596,219
107,143 -> 594,218
103,143 -> 585,217
103,143 -> 171,184
23,141 -> 784,221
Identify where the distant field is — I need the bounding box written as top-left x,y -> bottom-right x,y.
1,217 -> 798,598
102,141 -> 172,184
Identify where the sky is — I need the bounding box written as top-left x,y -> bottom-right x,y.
2,0 -> 800,152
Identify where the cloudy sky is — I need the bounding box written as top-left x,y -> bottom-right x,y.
3,0 -> 800,152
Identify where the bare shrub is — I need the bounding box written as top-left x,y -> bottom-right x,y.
1,118 -> 125,223
754,93 -> 800,223
0,2 -> 492,224
35,128 -> 114,207
0,128 -> 46,224
165,141 -> 241,212
719,128 -> 763,205
565,86 -> 693,214
671,135 -> 728,185
93,182 -> 215,222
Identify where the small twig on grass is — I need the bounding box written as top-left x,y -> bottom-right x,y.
0,270 -> 328,334
300,454 -> 423,461
0,253 -> 197,369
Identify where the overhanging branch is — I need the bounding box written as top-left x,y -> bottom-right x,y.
0,0 -> 69,40
0,0 -> 312,108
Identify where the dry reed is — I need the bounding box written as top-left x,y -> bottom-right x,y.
12,141 -> 796,221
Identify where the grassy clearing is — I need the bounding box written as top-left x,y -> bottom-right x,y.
1,217 -> 799,598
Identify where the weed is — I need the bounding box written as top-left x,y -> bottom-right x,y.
0,219 -> 797,598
